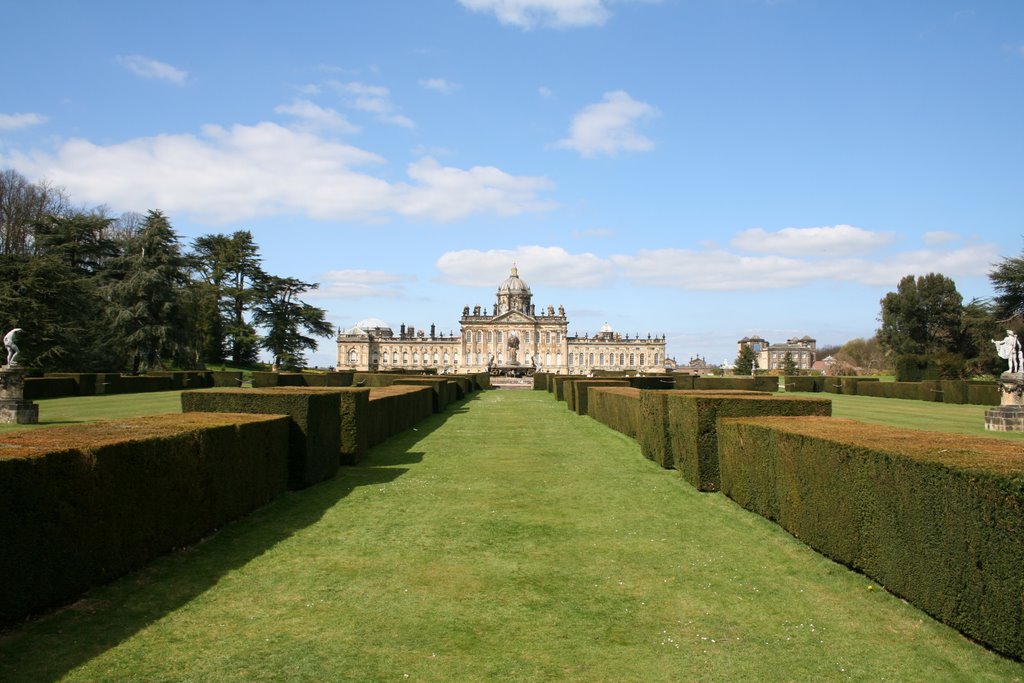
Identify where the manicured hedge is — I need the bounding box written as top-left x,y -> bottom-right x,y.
627,376 -> 676,390
588,386 -> 641,438
533,372 -> 550,390
366,385 -> 434,447
23,377 -> 77,399
968,383 -> 1001,406
552,375 -> 588,402
665,393 -> 832,491
394,378 -> 457,412
251,371 -> 279,388
718,416 -> 1024,661
671,375 -> 696,390
569,379 -> 630,415
210,371 -> 244,387
181,388 -> 341,489
782,376 -> 822,392
694,376 -> 778,392
920,379 -> 943,402
146,371 -> 211,389
0,412 -> 289,629
941,380 -> 968,404
115,375 -> 174,394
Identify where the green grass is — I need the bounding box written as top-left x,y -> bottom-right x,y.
1,390 -> 1021,681
790,391 -> 1024,441
0,391 -> 184,432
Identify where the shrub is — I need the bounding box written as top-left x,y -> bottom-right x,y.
570,380 -> 630,416
0,412 -> 289,629
718,416 -> 1024,661
533,372 -> 550,390
181,388 -> 341,489
588,387 -> 641,437
665,393 -> 831,491
941,380 -> 968,405
968,383 -> 1000,406
366,385 -> 433,447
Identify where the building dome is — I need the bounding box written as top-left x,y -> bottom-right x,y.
497,264 -> 531,294
599,322 -> 614,334
355,317 -> 390,330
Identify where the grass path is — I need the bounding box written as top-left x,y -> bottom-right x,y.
1,390 -> 1022,681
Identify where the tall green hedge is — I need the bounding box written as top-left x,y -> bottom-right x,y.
366,386 -> 434,447
181,388 -> 341,489
694,376 -> 778,392
718,416 -> 1024,661
782,376 -> 822,392
587,387 -> 641,438
552,375 -> 588,402
0,412 -> 289,629
665,393 -> 832,492
394,378 -> 457,412
968,383 -> 1001,406
533,372 -> 549,390
627,376 -> 677,390
569,380 -> 630,416
23,377 -> 77,399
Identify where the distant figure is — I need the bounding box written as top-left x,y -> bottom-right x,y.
4,328 -> 22,366
993,330 -> 1023,373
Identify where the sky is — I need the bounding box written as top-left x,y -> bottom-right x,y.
2,0 -> 1022,368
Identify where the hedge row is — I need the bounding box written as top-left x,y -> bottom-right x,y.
366,386 -> 434,447
23,371 -> 241,399
0,412 -> 290,628
718,416 -> 1024,660
851,380 -> 1001,405
782,376 -> 823,392
587,387 -> 642,438
182,388 -> 341,489
567,379 -> 630,415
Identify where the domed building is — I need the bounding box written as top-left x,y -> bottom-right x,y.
337,265 -> 667,375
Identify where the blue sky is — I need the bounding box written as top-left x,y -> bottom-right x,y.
2,0 -> 1022,368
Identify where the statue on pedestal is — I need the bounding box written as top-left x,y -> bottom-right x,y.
4,328 -> 21,367
992,330 -> 1023,374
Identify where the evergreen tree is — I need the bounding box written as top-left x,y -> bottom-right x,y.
782,352 -> 798,375
104,210 -> 192,372
734,344 -> 757,375
990,249 -> 1024,322
878,273 -> 963,357
251,275 -> 333,369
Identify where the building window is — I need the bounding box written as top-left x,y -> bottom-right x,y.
589,353 -> 594,365
545,331 -> 551,344
556,353 -> 561,365
433,352 -> 439,364
568,354 -> 573,366
654,353 -> 660,365
348,350 -> 358,364
619,353 -> 625,365
545,353 -> 551,365
476,331 -> 482,343
403,352 -> 409,365
525,332 -> 530,343
498,352 -> 503,364
629,354 -> 635,366
454,353 -> 459,365
496,331 -> 502,344
639,353 -> 645,366
599,353 -> 605,366
443,352 -> 450,364
372,351 -> 379,365
413,352 -> 419,364
487,331 -> 492,342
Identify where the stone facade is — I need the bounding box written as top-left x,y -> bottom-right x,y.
337,266 -> 667,375
737,335 -> 817,371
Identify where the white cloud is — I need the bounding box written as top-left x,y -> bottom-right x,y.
398,158 -> 557,221
331,81 -> 415,128
418,78 -> 461,94
612,242 -> 1000,290
116,55 -> 188,86
538,86 -> 553,98
437,246 -> 614,288
572,227 -> 613,238
274,99 -> 359,133
922,230 -> 960,245
457,0 -> 611,28
0,112 -> 47,130
731,225 -> 896,256
554,91 -> 658,157
10,122 -> 556,224
313,269 -> 411,298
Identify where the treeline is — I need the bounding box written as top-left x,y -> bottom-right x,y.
872,255 -> 1022,379
0,168 -> 332,372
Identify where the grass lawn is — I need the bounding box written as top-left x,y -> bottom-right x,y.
789,390 -> 1024,441
0,391 -> 184,433
1,390 -> 1021,681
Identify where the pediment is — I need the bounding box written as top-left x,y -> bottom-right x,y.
492,311 -> 535,324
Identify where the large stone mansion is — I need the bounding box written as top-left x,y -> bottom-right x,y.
336,265 -> 667,375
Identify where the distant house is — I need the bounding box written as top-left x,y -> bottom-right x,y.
737,335 -> 817,371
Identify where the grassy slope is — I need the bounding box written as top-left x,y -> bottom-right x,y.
0,391 -> 1020,681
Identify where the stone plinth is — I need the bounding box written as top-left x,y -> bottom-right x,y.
985,372 -> 1024,432
0,367 -> 38,424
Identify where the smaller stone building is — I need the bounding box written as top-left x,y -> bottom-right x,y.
737,335 -> 817,371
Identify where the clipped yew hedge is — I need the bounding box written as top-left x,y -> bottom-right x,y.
182,388 -> 341,489
627,376 -> 676,390
665,393 -> 832,491
718,416 -> 1024,661
0,412 -> 289,629
533,372 -> 550,390
552,375 -> 588,401
23,377 -> 77,399
394,378 -> 458,412
588,386 -> 641,438
569,379 -> 630,415
694,376 -> 778,392
366,385 -> 434,447
968,383 -> 1001,406
782,376 -> 822,392
210,371 -> 244,387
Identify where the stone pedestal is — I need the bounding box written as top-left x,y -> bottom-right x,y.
0,367 -> 38,424
985,372 -> 1024,432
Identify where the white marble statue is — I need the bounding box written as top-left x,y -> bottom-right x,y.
4,328 -> 22,366
992,330 -> 1023,374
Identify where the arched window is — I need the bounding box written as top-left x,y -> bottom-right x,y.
454,353 -> 459,365
403,352 -> 409,365
639,353 -> 645,366
496,331 -> 503,344
619,353 -> 625,365
381,352 -> 388,365
443,352 -> 450,364
372,351 -> 379,365
413,352 -> 419,364
476,331 -> 482,343
433,352 -> 439,364
525,332 -> 531,343
545,353 -> 551,365
654,353 -> 660,365
348,349 -> 358,364
556,353 -> 561,366
546,331 -> 551,344
589,353 -> 594,365
599,353 -> 605,366
497,352 -> 503,364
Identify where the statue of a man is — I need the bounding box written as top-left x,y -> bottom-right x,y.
4,328 -> 22,366
992,330 -> 1023,373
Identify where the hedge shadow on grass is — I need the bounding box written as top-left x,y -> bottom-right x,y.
0,413 -> 462,681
